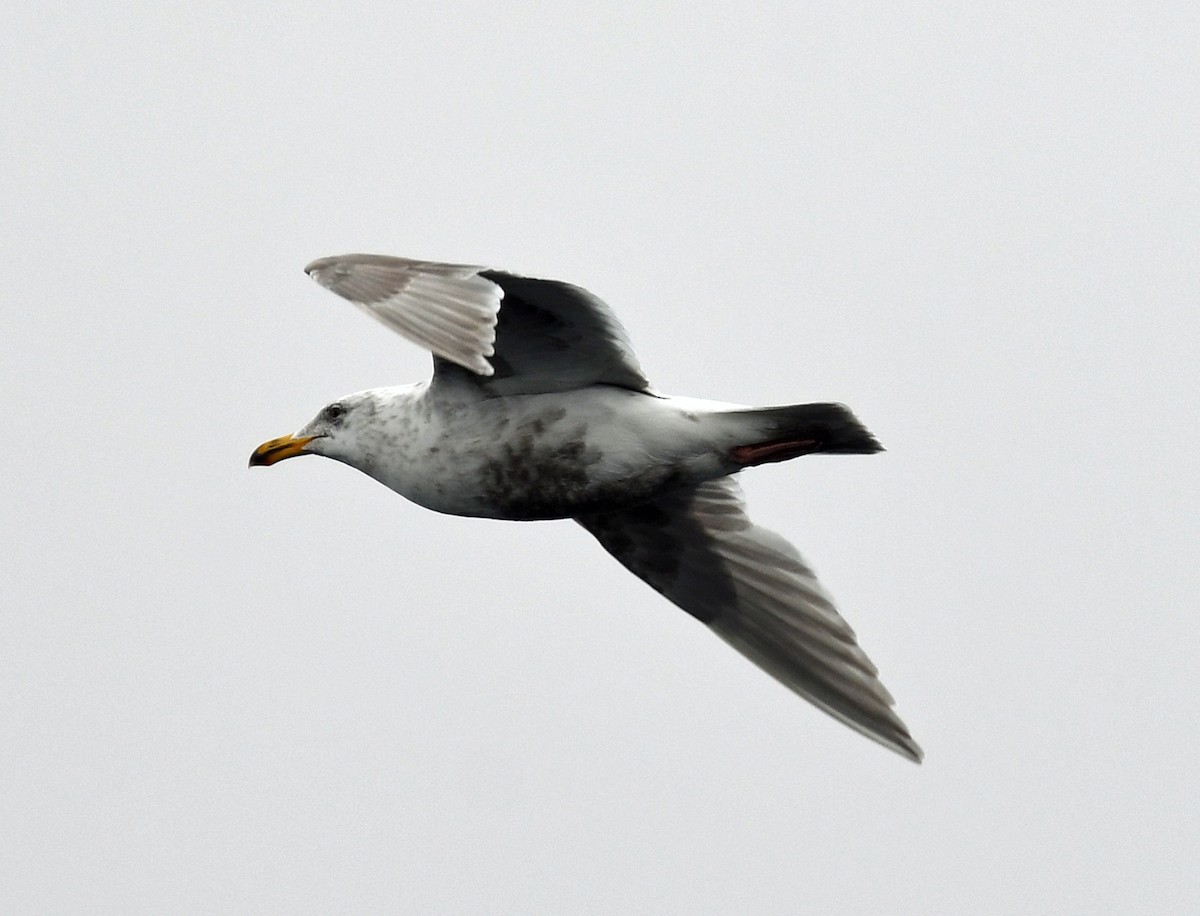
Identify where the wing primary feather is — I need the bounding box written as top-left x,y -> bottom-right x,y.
305,254 -> 501,376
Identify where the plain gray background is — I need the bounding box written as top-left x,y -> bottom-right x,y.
4,3 -> 1197,913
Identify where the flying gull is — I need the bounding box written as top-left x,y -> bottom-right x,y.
251,254 -> 922,762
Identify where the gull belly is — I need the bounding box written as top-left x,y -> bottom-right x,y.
359,383 -> 742,521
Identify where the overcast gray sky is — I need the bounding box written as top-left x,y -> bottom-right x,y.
4,3 -> 1198,913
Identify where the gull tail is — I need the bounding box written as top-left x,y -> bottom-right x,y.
728,403 -> 882,466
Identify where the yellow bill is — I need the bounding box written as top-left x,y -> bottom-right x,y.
248,434 -> 316,467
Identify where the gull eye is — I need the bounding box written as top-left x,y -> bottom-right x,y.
325,403 -> 345,420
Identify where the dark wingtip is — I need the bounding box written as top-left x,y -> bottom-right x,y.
898,736 -> 924,764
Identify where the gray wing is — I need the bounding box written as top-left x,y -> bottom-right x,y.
576,478 -> 922,763
305,254 -> 652,395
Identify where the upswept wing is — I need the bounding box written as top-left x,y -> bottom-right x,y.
305,254 -> 651,395
576,478 -> 922,762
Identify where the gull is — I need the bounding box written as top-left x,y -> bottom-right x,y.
251,254 -> 922,762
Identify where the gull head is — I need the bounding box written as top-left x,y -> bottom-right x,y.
249,390 -> 379,468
